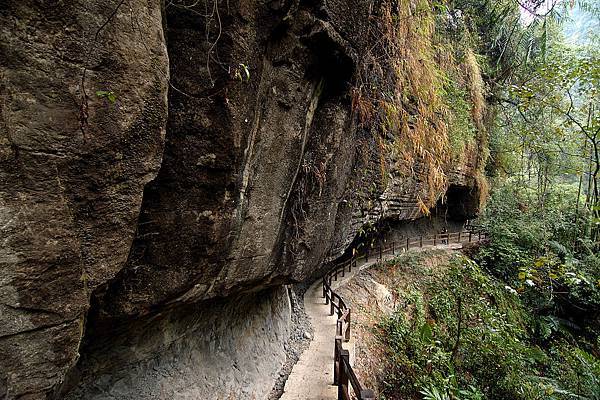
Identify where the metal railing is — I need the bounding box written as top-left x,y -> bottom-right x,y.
322,229 -> 487,400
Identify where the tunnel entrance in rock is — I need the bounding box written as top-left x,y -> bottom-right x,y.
338,184 -> 481,265
436,184 -> 480,222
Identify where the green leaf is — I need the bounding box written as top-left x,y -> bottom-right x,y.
240,63 -> 250,81
419,322 -> 433,343
96,90 -> 117,103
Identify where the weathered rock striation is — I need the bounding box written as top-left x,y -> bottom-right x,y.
0,0 -> 487,398
64,286 -> 292,400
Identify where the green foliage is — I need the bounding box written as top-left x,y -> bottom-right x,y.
374,3 -> 600,399
95,90 -> 117,103
378,253 -> 600,400
444,77 -> 477,158
232,63 -> 250,82
475,184 -> 584,278
475,183 -> 600,320
490,14 -> 600,238
469,179 -> 600,396
449,0 -> 542,80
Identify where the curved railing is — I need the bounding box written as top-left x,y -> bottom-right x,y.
322,229 -> 487,400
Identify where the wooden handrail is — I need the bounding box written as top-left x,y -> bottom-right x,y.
321,229 -> 487,400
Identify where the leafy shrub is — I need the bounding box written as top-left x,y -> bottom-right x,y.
475,184 -> 600,342
377,253 -> 600,400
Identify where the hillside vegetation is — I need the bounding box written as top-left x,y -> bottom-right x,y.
354,0 -> 489,210
376,251 -> 599,400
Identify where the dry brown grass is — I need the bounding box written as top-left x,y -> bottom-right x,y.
351,86 -> 375,127
381,0 -> 450,208
353,0 -> 490,212
464,48 -> 490,208
464,48 -> 486,131
475,170 -> 490,210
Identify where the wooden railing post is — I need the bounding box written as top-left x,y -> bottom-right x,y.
334,337 -> 342,385
345,309 -> 351,342
338,349 -> 350,400
330,297 -> 335,316
324,229 -> 492,400
323,229 -> 490,400
360,389 -> 376,400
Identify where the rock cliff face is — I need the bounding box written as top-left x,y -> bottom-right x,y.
0,0 -> 168,398
64,287 -> 292,400
0,0 -> 486,398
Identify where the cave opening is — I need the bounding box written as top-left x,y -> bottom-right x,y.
303,31 -> 354,100
338,184 -> 482,264
436,184 -> 480,222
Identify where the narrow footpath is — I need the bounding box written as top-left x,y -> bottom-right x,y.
279,242 -> 464,400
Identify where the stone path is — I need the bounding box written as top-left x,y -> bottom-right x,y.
278,278 -> 340,400
279,242 -> 464,400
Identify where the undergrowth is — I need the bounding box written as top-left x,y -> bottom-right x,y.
377,253 -> 600,400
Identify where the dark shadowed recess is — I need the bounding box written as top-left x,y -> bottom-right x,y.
335,184 -> 481,267
438,184 -> 480,221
